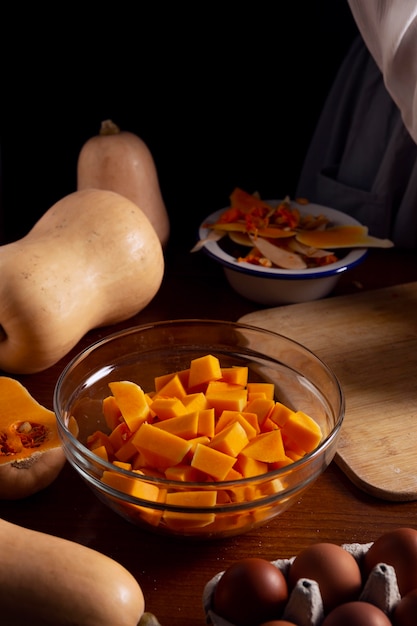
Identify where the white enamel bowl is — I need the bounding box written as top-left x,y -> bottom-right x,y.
198,201 -> 368,305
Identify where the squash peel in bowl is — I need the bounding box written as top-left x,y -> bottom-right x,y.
196,188 -> 393,271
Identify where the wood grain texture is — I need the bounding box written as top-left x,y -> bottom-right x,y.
240,282 -> 417,501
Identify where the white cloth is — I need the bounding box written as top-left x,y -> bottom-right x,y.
347,0 -> 417,144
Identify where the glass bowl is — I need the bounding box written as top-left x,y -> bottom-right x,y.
54,320 -> 344,539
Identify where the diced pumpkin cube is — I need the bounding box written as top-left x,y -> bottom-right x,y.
241,429 -> 286,463
206,388 -> 248,415
150,397 -> 187,420
112,460 -> 132,471
182,392 -> 209,412
215,410 -> 258,440
247,382 -> 275,400
153,373 -> 187,400
101,470 -> 160,501
285,449 -> 305,462
153,411 -> 199,439
132,423 -> 191,470
206,380 -> 245,393
220,366 -> 248,386
163,491 -> 217,529
257,477 -> 285,496
102,395 -> 122,431
282,433 -> 306,458
240,411 -> 261,434
114,437 -> 138,463
91,444 -> 109,461
281,410 -> 322,453
154,369 -> 190,393
87,430 -> 115,457
235,455 -> 268,478
244,397 -> 275,427
247,392 -> 268,402
228,482 -> 259,503
269,401 -> 295,427
164,464 -> 206,482
262,417 -> 280,432
108,421 -> 132,451
223,467 -> 244,481
269,455 -> 295,469
101,469 -> 163,526
209,421 -> 249,457
197,408 -> 215,438
108,380 -> 150,432
189,434 -> 211,448
191,443 -> 236,481
188,354 -> 222,390
134,465 -> 166,480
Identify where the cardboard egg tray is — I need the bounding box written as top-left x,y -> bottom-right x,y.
203,542 -> 401,626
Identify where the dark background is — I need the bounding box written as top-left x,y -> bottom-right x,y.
0,2 -> 358,245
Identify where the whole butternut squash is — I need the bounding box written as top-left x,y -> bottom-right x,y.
0,189 -> 164,374
77,119 -> 170,248
0,377 -> 66,499
0,517 -> 145,625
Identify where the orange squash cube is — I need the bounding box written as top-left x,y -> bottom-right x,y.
240,429 -> 286,463
163,491 -> 217,529
206,387 -> 248,415
188,354 -> 222,390
235,455 -> 268,478
150,397 -> 187,420
220,366 -> 249,386
87,430 -> 115,457
269,401 -> 295,427
102,469 -> 163,525
101,469 -> 160,501
108,380 -> 150,432
154,369 -> 190,393
209,421 -> 249,457
281,410 -> 322,453
91,444 -> 109,461
182,392 -> 210,412
244,397 -> 275,427
197,408 -> 215,438
191,443 -> 236,481
153,411 -> 199,439
132,423 -> 191,470
164,464 -> 206,482
102,395 -> 122,431
114,437 -> 138,463
108,421 -> 132,451
215,410 -> 258,440
153,373 -> 187,400
247,382 -> 275,400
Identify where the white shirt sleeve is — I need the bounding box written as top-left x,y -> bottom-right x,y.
348,0 -> 417,143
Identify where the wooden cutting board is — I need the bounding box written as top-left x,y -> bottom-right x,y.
239,282 -> 417,501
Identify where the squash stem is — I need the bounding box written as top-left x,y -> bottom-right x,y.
99,119 -> 121,136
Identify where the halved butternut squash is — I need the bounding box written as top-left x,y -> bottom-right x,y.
0,377 -> 65,499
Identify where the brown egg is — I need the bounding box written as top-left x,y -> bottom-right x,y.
213,557 -> 288,626
322,601 -> 391,626
288,542 -> 362,613
392,588 -> 417,626
363,528 -> 417,596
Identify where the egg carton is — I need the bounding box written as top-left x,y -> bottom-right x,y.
202,542 -> 401,626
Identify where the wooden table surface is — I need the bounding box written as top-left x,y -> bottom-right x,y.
1,241 -> 417,626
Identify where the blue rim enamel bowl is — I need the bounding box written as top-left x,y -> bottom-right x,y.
198,201 -> 368,306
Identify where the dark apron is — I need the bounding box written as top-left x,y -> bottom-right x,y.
296,36 -> 417,249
